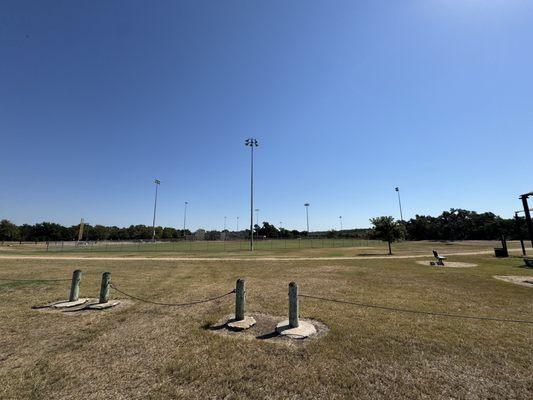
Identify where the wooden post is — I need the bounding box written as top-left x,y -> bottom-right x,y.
69,269 -> 82,302
235,279 -> 245,321
99,272 -> 111,304
289,281 -> 299,328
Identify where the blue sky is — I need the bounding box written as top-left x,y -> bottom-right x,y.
1,1 -> 532,231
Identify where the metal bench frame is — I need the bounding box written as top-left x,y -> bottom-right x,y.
432,250 -> 446,266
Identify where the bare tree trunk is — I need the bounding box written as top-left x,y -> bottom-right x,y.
388,241 -> 392,255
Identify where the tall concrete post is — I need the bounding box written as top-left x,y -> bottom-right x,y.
69,270 -> 82,302
99,272 -> 111,304
289,281 -> 299,328
235,279 -> 245,321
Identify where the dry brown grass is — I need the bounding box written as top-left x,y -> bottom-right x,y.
0,248 -> 531,399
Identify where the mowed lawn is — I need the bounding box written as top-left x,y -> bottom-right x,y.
0,252 -> 531,399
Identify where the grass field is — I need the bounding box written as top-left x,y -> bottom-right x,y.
1,238 -> 378,255
0,239 -> 526,258
0,241 -> 531,399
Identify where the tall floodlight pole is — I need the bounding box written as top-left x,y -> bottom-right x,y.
245,138 -> 258,251
152,179 -> 161,241
304,203 -> 310,233
236,216 -> 239,231
224,216 -> 227,230
395,187 -> 404,221
339,216 -> 343,231
183,201 -> 188,234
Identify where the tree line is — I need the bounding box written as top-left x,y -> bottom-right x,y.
0,208 -> 528,242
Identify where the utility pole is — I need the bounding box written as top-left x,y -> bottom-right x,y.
245,138 -> 258,251
183,201 -> 188,235
304,203 -> 310,233
152,179 -> 160,241
395,187 -> 404,221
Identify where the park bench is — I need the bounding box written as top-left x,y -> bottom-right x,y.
524,257 -> 533,268
431,250 -> 446,266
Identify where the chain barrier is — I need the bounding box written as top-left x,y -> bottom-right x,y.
109,283 -> 235,307
0,278 -> 70,282
299,294 -> 533,325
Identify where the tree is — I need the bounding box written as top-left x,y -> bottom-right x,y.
0,220 -> 19,241
370,216 -> 405,255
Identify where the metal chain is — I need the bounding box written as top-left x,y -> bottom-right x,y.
109,283 -> 235,307
299,294 -> 533,325
0,278 -> 70,282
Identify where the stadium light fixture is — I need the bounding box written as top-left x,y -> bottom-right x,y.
245,138 -> 259,251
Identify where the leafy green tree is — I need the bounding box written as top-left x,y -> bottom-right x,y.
0,220 -> 19,241
370,216 -> 405,255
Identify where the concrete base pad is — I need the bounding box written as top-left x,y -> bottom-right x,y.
85,301 -> 120,310
52,298 -> 88,308
276,319 -> 317,339
227,316 -> 256,330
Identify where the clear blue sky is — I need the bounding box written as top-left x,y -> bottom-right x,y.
1,1 -> 532,231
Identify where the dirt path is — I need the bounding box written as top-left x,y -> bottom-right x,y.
0,249 -> 518,262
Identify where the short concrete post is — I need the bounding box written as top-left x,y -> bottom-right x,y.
227,278 -> 256,330
99,272 -> 111,304
289,281 -> 299,328
69,269 -> 82,302
235,279 -> 245,321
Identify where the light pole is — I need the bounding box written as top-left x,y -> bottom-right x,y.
224,216 -> 227,231
183,201 -> 188,235
339,216 -> 343,231
245,138 -> 258,251
279,221 -> 283,238
395,187 -> 404,221
236,216 -> 239,231
254,208 -> 260,241
304,203 -> 310,234
152,179 -> 161,241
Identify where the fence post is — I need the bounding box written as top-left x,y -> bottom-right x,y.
69,270 -> 82,302
99,272 -> 111,304
289,281 -> 299,328
235,279 -> 245,321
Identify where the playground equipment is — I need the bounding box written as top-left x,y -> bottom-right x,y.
494,235 -> 509,258
519,191 -> 533,248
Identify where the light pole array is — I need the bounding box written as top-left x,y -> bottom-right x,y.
304,203 -> 310,233
395,187 -> 404,221
152,179 -> 161,241
245,138 -> 258,251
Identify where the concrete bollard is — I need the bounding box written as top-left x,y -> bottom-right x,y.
289,281 -> 299,328
235,279 -> 245,321
275,281 -> 316,337
227,278 -> 256,330
69,270 -> 82,302
99,272 -> 111,304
